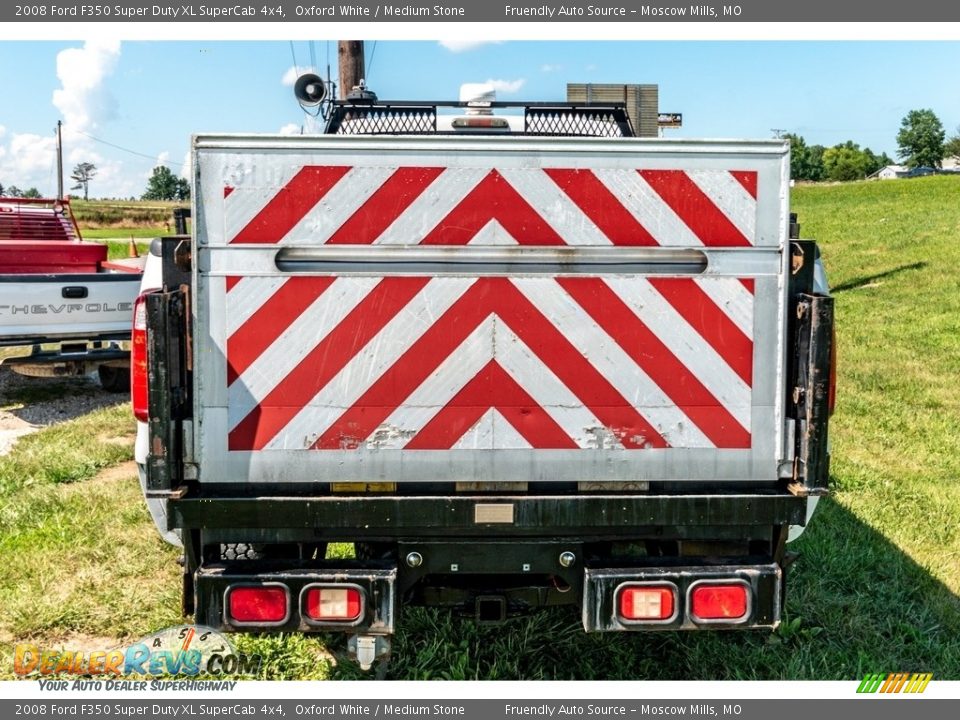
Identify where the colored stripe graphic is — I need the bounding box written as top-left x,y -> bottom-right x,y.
857,673 -> 932,694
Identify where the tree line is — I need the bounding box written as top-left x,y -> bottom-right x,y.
4,109 -> 960,198
788,109 -> 960,181
1,163 -> 189,202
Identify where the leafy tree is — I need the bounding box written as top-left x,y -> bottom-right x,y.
861,148 -> 891,177
5,185 -> 23,198
142,165 -> 190,201
822,141 -> 873,181
896,109 -> 945,169
23,187 -> 42,198
70,162 -> 98,200
944,126 -> 960,163
783,133 -> 825,181
0,181 -> 4,196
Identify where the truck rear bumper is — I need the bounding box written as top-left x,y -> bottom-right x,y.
166,491 -> 808,540
193,561 -> 780,634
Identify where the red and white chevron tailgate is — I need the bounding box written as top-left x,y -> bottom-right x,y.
214,163 -> 764,456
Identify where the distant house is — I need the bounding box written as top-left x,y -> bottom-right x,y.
870,164 -> 910,180
869,164 -> 943,180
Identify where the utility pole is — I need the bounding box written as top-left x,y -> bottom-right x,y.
338,41 -> 365,99
56,120 -> 64,201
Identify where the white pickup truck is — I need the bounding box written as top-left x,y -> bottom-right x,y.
136,90 -> 835,671
0,197 -> 144,390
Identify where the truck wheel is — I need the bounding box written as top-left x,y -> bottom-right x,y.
98,365 -> 131,393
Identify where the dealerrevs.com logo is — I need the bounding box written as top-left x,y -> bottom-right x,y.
14,626 -> 261,678
857,673 -> 933,694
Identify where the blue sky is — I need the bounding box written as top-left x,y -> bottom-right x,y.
1,40 -> 959,198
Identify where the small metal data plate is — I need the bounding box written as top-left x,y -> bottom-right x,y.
474,504 -> 515,524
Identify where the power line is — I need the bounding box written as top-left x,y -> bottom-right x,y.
64,126 -> 188,170
367,41 -> 377,80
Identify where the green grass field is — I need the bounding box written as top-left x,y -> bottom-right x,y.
1,177 -> 958,681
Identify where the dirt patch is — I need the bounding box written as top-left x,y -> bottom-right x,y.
0,366 -> 127,456
95,461 -> 138,484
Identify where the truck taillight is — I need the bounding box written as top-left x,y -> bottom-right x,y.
227,585 -> 289,624
131,293 -> 150,422
689,583 -> 749,621
618,585 -> 676,622
304,586 -> 363,622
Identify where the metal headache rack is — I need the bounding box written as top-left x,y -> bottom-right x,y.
324,100 -> 636,137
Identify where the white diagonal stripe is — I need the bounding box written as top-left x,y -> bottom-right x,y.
498,167 -> 611,246
223,165 -> 304,244
592,168 -> 702,246
687,170 -> 756,244
227,277 -> 380,430
375,317 -> 496,447
265,277 -> 475,449
495,319 -> 614,449
467,219 -> 519,246
225,276 -> 289,336
278,166 -> 397,245
452,409 -> 533,450
605,277 -> 752,432
375,167 -> 488,245
694,277 -> 755,339
514,278 -> 713,448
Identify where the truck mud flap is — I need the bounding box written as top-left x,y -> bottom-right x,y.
792,292 -> 834,493
145,286 -> 190,494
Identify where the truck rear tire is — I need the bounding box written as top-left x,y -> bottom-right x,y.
98,364 -> 130,393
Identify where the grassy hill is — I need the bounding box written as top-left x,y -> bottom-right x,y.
1,176 -> 958,681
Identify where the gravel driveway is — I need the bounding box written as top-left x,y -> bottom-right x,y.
0,366 -> 128,456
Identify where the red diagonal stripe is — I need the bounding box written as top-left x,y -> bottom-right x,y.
326,166 -> 445,245
225,275 -> 242,293
558,278 -> 750,448
229,165 -> 351,244
545,168 -> 659,246
421,170 -> 567,246
729,170 -> 758,199
228,277 -> 429,451
639,170 -> 752,247
648,278 -> 753,386
739,278 -> 755,294
404,361 -> 578,449
315,278 -> 667,450
226,276 -> 337,386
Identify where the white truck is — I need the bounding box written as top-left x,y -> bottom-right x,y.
135,93 -> 834,670
0,197 -> 143,390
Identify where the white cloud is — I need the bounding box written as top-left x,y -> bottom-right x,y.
180,151 -> 192,181
438,40 -> 503,53
541,64 -> 562,73
279,123 -> 302,136
0,125 -> 6,139
52,40 -> 121,133
282,65 -> 316,86
485,78 -> 526,95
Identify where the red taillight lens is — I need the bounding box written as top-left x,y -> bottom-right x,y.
690,583 -> 749,621
131,293 -> 150,422
618,586 -> 675,621
304,587 -> 363,622
228,586 -> 288,623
